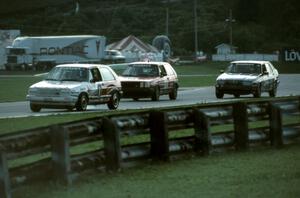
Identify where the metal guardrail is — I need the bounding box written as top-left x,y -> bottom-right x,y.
0,96 -> 299,198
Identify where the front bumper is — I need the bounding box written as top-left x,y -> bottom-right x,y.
122,87 -> 155,98
27,95 -> 78,108
215,84 -> 259,95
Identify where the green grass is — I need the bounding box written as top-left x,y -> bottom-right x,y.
173,61 -> 229,74
0,110 -> 128,134
12,144 -> 300,198
178,75 -> 217,87
0,76 -> 43,102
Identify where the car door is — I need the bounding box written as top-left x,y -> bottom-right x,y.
158,65 -> 169,94
99,67 -> 118,99
261,64 -> 273,91
164,63 -> 177,90
266,63 -> 277,90
89,67 -> 103,100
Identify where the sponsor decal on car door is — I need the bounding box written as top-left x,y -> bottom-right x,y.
99,67 -> 117,97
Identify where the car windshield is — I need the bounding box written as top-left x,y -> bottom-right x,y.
122,64 -> 159,77
45,67 -> 89,82
226,63 -> 262,74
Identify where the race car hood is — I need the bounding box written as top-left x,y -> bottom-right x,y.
30,80 -> 84,90
119,76 -> 160,83
217,73 -> 259,81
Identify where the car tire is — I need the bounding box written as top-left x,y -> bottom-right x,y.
107,92 -> 120,110
269,84 -> 277,97
215,89 -> 224,99
151,87 -> 160,101
169,86 -> 178,100
76,94 -> 88,111
253,86 -> 261,98
30,103 -> 41,112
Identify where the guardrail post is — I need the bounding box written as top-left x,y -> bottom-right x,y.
51,125 -> 72,186
102,117 -> 121,172
233,102 -> 249,151
0,152 -> 11,198
193,109 -> 211,155
269,103 -> 283,147
149,111 -> 169,161
299,96 -> 300,112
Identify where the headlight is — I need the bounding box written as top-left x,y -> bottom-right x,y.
217,80 -> 225,85
28,87 -> 38,94
140,82 -> 150,88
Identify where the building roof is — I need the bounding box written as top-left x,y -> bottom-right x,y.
106,35 -> 159,53
215,43 -> 237,49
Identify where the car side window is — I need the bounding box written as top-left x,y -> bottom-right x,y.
159,65 -> 167,76
90,68 -> 102,82
164,64 -> 175,75
267,63 -> 274,75
262,64 -> 268,73
100,67 -> 116,81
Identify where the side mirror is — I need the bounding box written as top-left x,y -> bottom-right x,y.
263,71 -> 269,75
220,70 -> 224,74
160,72 -> 167,77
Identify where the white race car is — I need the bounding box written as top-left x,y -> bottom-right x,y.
215,60 -> 279,98
27,64 -> 122,112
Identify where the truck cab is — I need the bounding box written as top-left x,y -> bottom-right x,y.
5,47 -> 32,70
104,50 -> 125,63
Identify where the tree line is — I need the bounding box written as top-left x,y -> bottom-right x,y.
1,0 -> 299,55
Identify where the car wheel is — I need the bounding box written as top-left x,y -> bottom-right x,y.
269,84 -> 277,97
234,94 -> 240,98
30,103 -> 41,112
215,89 -> 224,99
76,94 -> 88,111
169,86 -> 178,100
107,92 -> 120,110
151,87 -> 160,101
253,86 -> 261,98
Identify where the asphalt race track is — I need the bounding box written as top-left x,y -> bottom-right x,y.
0,74 -> 299,119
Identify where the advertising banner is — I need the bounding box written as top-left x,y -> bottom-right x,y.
282,48 -> 300,62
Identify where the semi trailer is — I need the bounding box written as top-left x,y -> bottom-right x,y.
5,35 -> 106,70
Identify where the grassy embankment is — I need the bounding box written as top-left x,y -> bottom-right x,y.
12,144 -> 300,198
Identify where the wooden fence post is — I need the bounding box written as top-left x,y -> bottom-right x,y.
149,111 -> 169,161
269,103 -> 283,147
0,152 -> 11,198
102,117 -> 121,172
193,109 -> 211,155
233,102 -> 249,151
51,125 -> 72,186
